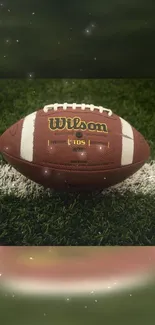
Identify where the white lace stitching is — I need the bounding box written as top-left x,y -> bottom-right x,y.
43,103 -> 112,116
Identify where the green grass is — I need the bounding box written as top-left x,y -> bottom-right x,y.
0,190 -> 155,245
0,79 -> 155,245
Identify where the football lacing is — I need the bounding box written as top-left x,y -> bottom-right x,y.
43,103 -> 112,116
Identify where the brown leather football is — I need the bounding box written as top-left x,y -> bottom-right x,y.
0,103 -> 150,191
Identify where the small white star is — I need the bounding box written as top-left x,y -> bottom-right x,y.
85,28 -> 91,35
84,22 -> 96,36
27,72 -> 34,79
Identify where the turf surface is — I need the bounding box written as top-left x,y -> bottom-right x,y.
0,79 -> 155,245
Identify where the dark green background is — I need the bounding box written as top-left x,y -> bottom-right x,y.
0,284 -> 155,325
0,0 -> 155,77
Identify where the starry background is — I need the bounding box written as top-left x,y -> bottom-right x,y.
0,0 -> 155,77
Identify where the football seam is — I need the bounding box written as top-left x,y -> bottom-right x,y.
2,152 -> 146,173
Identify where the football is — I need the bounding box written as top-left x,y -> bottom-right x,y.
0,103 -> 150,191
